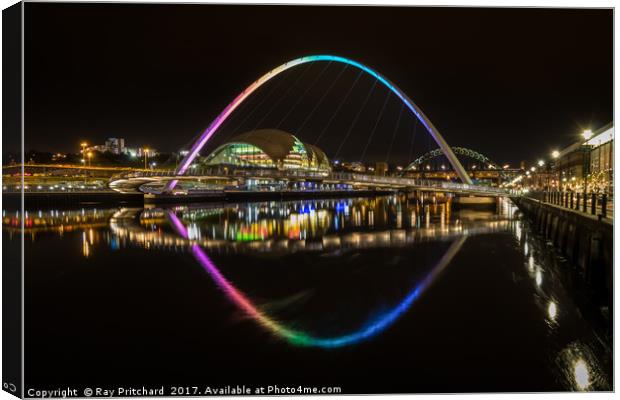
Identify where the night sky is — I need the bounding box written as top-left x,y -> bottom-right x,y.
23,3 -> 612,166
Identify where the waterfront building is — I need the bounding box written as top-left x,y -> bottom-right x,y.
554,123 -> 613,193
586,123 -> 614,193
203,129 -> 331,173
340,162 -> 366,173
375,162 -> 389,176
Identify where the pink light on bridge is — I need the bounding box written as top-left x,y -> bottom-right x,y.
165,55 -> 471,192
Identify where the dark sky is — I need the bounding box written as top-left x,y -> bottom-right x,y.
23,3 -> 612,166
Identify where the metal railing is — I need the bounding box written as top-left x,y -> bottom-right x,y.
110,169 -> 510,195
528,191 -> 613,219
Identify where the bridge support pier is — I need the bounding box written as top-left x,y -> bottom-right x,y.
451,195 -> 497,210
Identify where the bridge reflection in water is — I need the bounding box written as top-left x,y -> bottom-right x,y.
7,194 -> 611,391
166,210 -> 466,348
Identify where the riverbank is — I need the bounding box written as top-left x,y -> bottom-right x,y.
511,196 -> 612,301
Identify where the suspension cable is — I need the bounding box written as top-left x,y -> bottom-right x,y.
334,78 -> 379,160
360,89 -> 391,162
313,70 -> 364,146
183,67 -> 295,159
408,117 -> 419,166
386,102 -> 404,164
276,61 -> 332,130
250,62 -> 314,134
225,66 -> 294,136
297,64 -> 348,138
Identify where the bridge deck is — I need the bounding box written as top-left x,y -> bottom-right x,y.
108,169 -> 510,196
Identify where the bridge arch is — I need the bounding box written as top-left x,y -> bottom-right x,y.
166,55 -> 472,192
405,147 -> 502,171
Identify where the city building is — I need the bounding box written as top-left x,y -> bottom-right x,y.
375,162 -> 388,176
86,137 -> 126,155
51,153 -> 67,162
123,147 -> 139,157
554,123 -> 613,193
105,138 -> 125,155
586,123 -> 614,193
524,167 -> 557,191
86,144 -> 107,153
340,162 -> 366,173
203,129 -> 331,173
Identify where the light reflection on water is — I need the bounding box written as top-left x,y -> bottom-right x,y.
511,202 -> 611,391
6,194 -> 612,391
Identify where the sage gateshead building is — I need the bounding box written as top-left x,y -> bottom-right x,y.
203,129 -> 331,173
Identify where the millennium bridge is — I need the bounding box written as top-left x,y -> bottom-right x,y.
104,54 -> 516,200
108,168 -> 509,197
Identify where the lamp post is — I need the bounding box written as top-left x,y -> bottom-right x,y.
143,148 -> 150,170
86,151 -> 92,167
80,142 -> 88,167
551,150 -> 560,192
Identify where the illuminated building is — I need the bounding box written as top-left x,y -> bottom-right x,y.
203,129 -> 331,173
340,161 -> 366,172
554,123 -> 613,192
375,162 -> 388,176
586,124 -> 613,193
105,138 -> 125,155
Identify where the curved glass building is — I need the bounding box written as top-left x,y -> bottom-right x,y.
204,129 -> 331,173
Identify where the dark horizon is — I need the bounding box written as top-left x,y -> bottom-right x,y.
20,3 -> 613,166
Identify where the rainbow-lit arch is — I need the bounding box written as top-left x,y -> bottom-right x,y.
165,55 -> 472,192
167,211 -> 466,348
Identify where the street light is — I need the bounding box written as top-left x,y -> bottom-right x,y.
538,160 -> 545,167
551,150 -> 560,159
530,167 -> 536,172
80,142 -> 88,156
86,151 -> 92,167
143,148 -> 150,169
582,129 -> 593,140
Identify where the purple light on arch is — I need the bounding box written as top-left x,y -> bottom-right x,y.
165,55 -> 471,192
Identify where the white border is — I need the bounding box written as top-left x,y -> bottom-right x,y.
0,2 -> 616,400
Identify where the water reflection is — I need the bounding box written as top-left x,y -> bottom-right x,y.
547,301 -> 558,322
9,197 -> 515,255
168,209 -> 466,348
574,359 -> 590,390
510,204 -> 611,391
8,196 -> 510,349
5,195 -> 612,390
112,196 -> 502,348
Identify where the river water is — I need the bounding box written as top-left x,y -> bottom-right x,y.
5,194 -> 612,393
